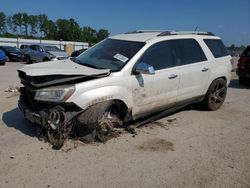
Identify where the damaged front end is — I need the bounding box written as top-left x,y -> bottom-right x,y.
18,85 -> 83,149
17,62 -> 111,149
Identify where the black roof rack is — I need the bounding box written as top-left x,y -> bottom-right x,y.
124,30 -> 214,36
125,30 -> 173,34
158,31 -> 214,36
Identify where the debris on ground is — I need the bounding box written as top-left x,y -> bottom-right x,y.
167,118 -> 177,123
4,85 -> 20,93
137,138 -> 174,152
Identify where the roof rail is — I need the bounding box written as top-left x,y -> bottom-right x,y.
158,31 -> 214,36
125,30 -> 173,34
124,30 -> 214,36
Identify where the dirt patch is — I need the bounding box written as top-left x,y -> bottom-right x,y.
137,138 -> 174,152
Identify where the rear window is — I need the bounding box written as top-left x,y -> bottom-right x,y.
204,39 -> 228,58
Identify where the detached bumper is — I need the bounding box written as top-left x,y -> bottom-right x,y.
18,95 -> 83,128
18,97 -> 43,125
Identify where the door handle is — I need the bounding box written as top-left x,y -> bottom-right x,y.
202,67 -> 209,72
168,74 -> 178,79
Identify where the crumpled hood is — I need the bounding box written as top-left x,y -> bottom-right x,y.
18,59 -> 110,77
47,50 -> 69,57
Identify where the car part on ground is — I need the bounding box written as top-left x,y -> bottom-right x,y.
236,45 -> 250,85
18,30 -> 232,148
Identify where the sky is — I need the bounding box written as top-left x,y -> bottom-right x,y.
1,0 -> 250,46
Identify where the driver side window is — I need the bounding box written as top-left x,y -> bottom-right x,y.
139,41 -> 175,70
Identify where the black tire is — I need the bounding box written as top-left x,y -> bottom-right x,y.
202,78 -> 227,111
26,56 -> 31,64
77,101 -> 123,142
43,58 -> 49,62
0,61 -> 5,66
239,76 -> 247,85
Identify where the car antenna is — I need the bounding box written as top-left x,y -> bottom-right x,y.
194,26 -> 198,31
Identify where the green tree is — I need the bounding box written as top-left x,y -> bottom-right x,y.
7,16 -> 17,34
45,20 -> 57,39
0,11 -> 110,43
228,44 -> 236,51
38,14 -> 49,37
12,13 -> 23,35
22,13 -> 30,37
29,15 -> 38,37
0,12 -> 6,34
56,18 -> 81,41
96,29 -> 110,42
81,26 -> 97,44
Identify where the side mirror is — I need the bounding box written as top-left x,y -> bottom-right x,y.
134,62 -> 155,75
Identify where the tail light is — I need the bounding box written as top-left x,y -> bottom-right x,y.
238,56 -> 247,69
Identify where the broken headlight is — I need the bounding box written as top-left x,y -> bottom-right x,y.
35,86 -> 75,102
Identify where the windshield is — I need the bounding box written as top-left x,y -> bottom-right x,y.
43,45 -> 61,52
76,39 -> 145,72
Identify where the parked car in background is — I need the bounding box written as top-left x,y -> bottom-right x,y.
20,44 -> 29,53
18,30 -> 232,148
24,44 -> 69,64
237,45 -> 250,85
71,48 -> 87,57
0,49 -> 7,65
0,46 -> 25,62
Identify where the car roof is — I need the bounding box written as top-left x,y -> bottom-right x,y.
109,30 -> 219,43
0,46 -> 15,48
28,44 -> 56,47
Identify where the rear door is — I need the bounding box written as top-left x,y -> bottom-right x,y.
170,39 -> 210,102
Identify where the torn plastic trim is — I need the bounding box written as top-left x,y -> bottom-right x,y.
18,70 -> 110,88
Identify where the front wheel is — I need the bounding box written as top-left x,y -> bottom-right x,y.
77,101 -> 123,142
202,78 -> 227,111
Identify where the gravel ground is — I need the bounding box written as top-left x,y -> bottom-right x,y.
0,59 -> 250,188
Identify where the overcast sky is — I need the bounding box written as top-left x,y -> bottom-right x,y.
1,0 -> 250,46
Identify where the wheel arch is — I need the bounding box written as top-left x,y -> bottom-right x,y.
67,85 -> 133,119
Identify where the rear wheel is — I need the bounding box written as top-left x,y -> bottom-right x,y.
26,56 -> 31,64
202,78 -> 227,111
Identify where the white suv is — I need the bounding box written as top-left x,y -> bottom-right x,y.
18,30 -> 232,148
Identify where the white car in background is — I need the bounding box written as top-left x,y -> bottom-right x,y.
18,30 -> 232,148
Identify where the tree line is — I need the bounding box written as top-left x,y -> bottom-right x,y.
0,12 -> 110,44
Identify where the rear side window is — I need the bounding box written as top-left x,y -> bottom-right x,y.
171,39 -> 207,66
204,39 -> 228,58
30,45 -> 37,50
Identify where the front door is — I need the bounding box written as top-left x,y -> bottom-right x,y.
131,40 -> 179,118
